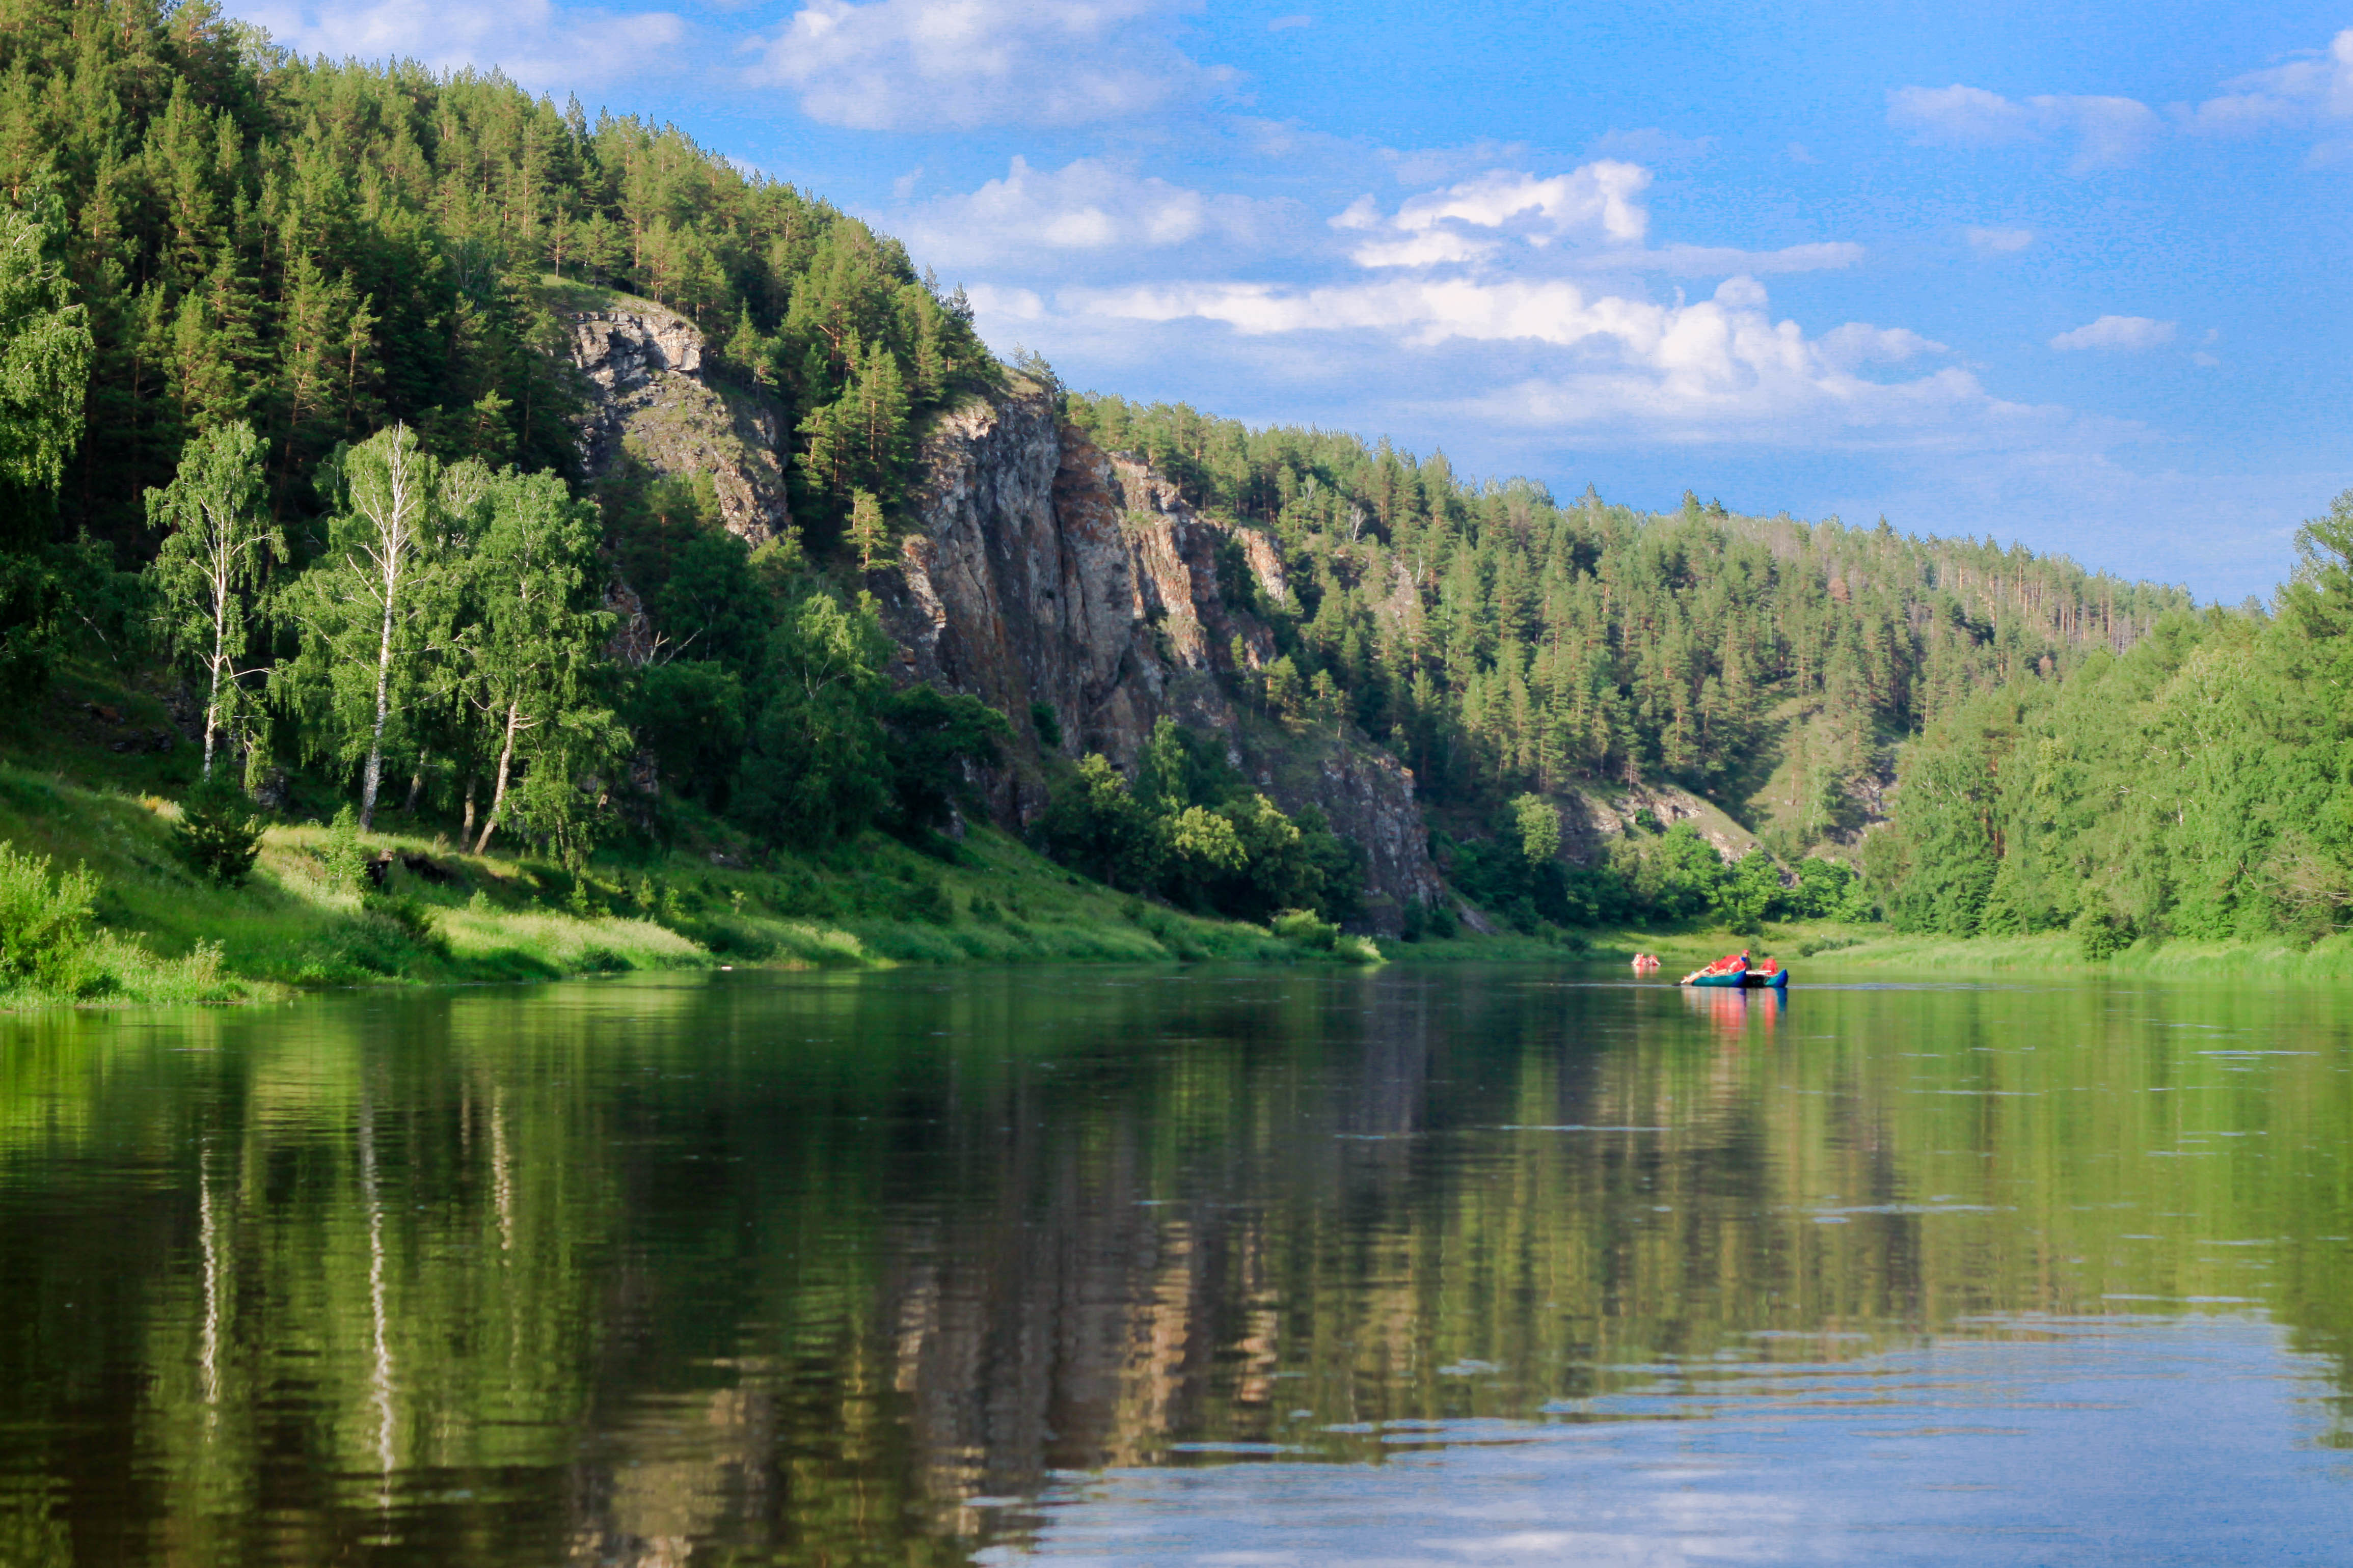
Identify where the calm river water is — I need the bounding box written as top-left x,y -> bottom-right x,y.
2,966 -> 2350,1565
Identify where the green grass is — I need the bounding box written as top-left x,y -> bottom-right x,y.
1804,929 -> 2353,979
0,733 -> 1378,1007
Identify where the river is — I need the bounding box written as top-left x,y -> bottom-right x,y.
1,966 -> 2348,1564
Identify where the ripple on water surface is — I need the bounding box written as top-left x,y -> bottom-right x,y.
0,966 -> 2348,1565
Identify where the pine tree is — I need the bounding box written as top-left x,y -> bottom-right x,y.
845,487 -> 888,571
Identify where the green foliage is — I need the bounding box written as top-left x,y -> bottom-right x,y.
173,775 -> 263,886
1272,907 -> 1339,949
2074,905 -> 2134,961
144,419 -> 279,775
733,592 -> 895,846
629,661 -> 747,808
1035,719 -> 1366,924
1035,753 -> 1165,893
0,840 -> 96,988
1065,393 -> 2190,831
1510,792 -> 1560,863
0,199 -> 98,700
880,683 -> 1011,835
320,806 -> 371,893
1030,701 -> 1063,752
1877,545 -> 2353,947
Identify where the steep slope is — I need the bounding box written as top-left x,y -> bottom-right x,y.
561,321 -> 1447,931
871,386 -> 1446,930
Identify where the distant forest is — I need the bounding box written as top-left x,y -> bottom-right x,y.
4,0 -> 2350,947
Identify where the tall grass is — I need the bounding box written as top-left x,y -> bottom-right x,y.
1809,930 -> 2353,979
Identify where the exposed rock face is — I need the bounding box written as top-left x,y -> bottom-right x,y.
1555,780 -> 1761,866
870,388 -> 1444,930
566,302 -> 791,547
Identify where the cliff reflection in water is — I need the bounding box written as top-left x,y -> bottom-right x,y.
1,968 -> 2350,1566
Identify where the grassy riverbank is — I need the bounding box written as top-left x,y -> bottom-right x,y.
0,758 -> 1394,1007
1801,930 -> 2353,979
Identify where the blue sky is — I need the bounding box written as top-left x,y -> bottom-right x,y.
232,0 -> 2353,601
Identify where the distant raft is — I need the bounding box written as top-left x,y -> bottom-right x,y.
1743,961 -> 1790,989
1680,957 -> 1748,988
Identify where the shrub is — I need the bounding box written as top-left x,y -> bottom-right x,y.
1272,907 -> 1338,950
0,843 -> 99,992
363,892 -> 437,943
320,807 -> 370,892
175,776 -> 264,886
1030,701 -> 1063,751
2074,906 -> 2134,961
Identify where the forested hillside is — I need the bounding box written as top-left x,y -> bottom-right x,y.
1066,395 -> 2191,845
3,0 -> 2344,980
1879,492 -> 2353,951
0,0 -> 991,556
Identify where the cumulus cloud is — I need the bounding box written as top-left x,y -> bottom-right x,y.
894,157 -> 1279,269
1966,226 -> 2035,253
742,0 -> 1230,130
1392,164 -> 1653,246
1336,164 -> 1861,276
1889,85 -> 2161,171
2049,315 -> 2176,351
238,0 -> 685,88
1055,273 -> 1985,448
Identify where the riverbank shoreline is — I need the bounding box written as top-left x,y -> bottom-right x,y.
0,759 -> 1402,1010
1800,930 -> 2353,979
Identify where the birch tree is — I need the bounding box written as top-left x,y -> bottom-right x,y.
459,469 -> 621,855
144,420 -> 279,778
285,425 -> 447,827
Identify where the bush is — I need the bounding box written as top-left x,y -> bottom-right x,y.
0,842 -> 99,992
320,807 -> 371,892
175,776 -> 264,886
2074,906 -> 2134,961
1272,907 -> 1338,950
1030,701 -> 1063,751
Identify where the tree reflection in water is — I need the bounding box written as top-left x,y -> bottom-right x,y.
0,967 -> 2348,1565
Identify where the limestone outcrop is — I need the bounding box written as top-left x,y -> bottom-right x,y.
566,300 -> 791,547
870,387 -> 1445,930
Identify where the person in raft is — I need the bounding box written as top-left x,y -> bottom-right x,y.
1697,949 -> 1750,975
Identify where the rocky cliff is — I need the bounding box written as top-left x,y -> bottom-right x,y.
566,298 -> 791,546
560,311 -> 1446,930
869,386 -> 1445,930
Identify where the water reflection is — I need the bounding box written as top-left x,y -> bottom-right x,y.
0,968 -> 2349,1564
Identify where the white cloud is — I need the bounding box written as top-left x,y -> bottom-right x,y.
1267,12 -> 1310,30
238,0 -> 684,88
1966,226 -> 2035,253
2049,315 -> 2176,351
1819,322 -> 1949,368
1340,166 -> 1860,277
1391,164 -> 1653,246
2182,29 -> 2353,133
894,157 -> 1279,269
1058,273 -> 1983,448
963,282 -> 1045,322
1888,84 -> 2160,171
1889,85 -> 2040,146
742,0 -> 1230,130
